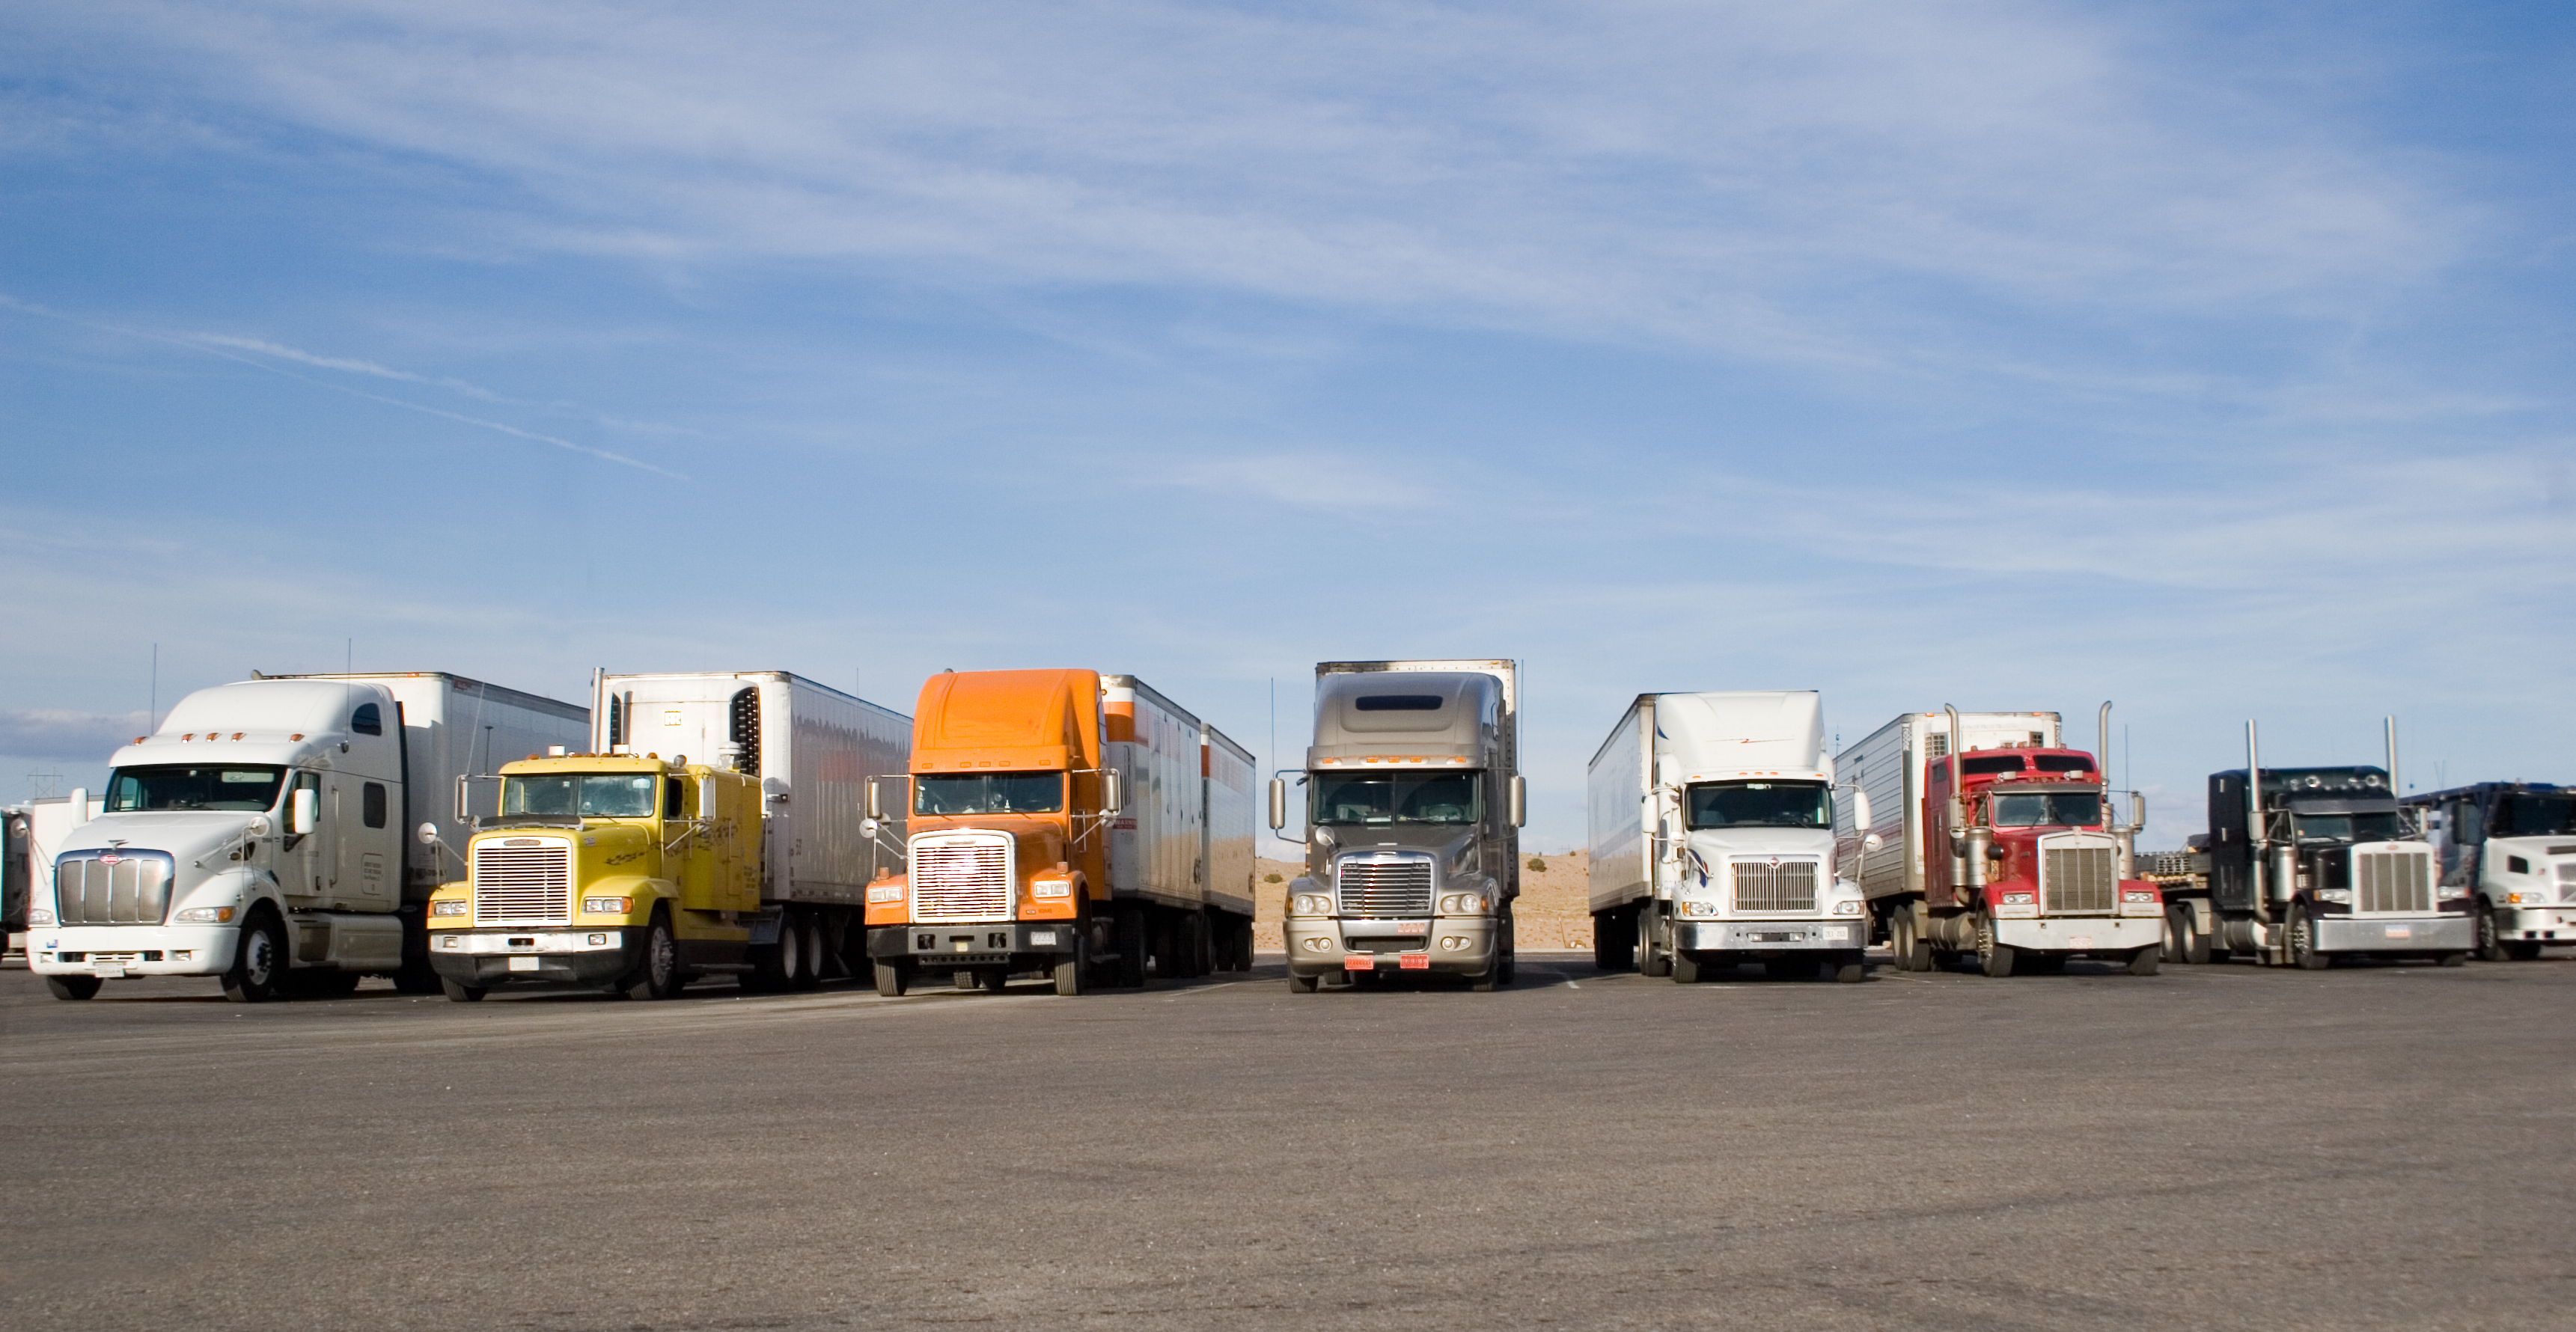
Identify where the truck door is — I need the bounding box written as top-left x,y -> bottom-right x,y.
280,771 -> 329,900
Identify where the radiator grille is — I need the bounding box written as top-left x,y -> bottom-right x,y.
2355,849 -> 2432,913
473,842 -> 572,925
1730,860 -> 1817,912
1337,857 -> 1432,917
912,836 -> 1013,923
54,852 -> 176,925
2042,843 -> 2117,914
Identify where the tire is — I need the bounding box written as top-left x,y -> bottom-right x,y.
1638,908 -> 1671,978
1593,910 -> 1634,971
1890,909 -> 1931,972
1287,971 -> 1319,993
1053,937 -> 1085,997
2476,904 -> 2512,963
1671,950 -> 1701,984
1975,914 -> 2015,978
873,961 -> 910,998
2288,906 -> 2329,969
2162,904 -> 2191,964
777,917 -> 811,989
1833,954 -> 1865,983
46,974 -> 101,1001
623,910 -> 686,1000
222,911 -> 287,1003
790,917 -> 825,990
2182,906 -> 2213,965
2127,944 -> 2161,976
441,977 -> 486,1003
1234,918 -> 1256,972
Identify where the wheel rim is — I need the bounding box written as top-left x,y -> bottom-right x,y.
2479,908 -> 2494,956
2292,914 -> 2311,960
244,927 -> 276,987
650,928 -> 675,986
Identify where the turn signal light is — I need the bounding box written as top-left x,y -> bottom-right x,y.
581,896 -> 632,914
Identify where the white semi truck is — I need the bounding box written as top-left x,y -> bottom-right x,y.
2407,782 -> 2576,962
1587,691 -> 1867,982
27,672 -> 586,1001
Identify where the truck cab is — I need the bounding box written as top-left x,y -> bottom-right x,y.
1921,743 -> 2164,975
2207,766 -> 2467,967
426,754 -> 762,1000
2405,782 -> 2574,962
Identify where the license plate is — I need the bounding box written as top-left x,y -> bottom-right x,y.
1399,952 -> 1430,970
2386,926 -> 2411,938
1343,954 -> 1376,971
1751,932 -> 1798,943
2068,936 -> 2095,949
92,964 -> 126,979
507,956 -> 541,971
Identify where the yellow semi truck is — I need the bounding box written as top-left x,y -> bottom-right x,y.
425,754 -> 763,1000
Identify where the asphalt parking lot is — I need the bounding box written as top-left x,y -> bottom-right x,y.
4,950 -> 2572,1331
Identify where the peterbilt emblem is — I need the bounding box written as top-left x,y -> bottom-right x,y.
99,853 -> 122,865
1767,857 -> 1780,867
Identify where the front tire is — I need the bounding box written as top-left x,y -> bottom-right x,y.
1638,908 -> 1671,978
874,961 -> 910,998
1975,914 -> 2016,978
1053,938 -> 1085,997
623,911 -> 686,1000
46,974 -> 101,1001
2476,903 -> 2513,962
222,911 -> 287,1003
2288,905 -> 2329,969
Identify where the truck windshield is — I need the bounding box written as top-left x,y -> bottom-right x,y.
916,772 -> 1063,816
2494,795 -> 2576,837
1990,792 -> 2102,828
2292,812 -> 2403,843
105,765 -> 287,813
1313,772 -> 1482,825
504,774 -> 658,818
1686,780 -> 1831,830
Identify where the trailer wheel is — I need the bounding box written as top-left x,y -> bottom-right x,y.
440,978 -> 486,1003
2126,944 -> 2161,976
1053,938 -> 1085,997
1974,914 -> 2015,978
1234,918 -> 1256,972
46,974 -> 101,1001
222,910 -> 287,1003
2476,904 -> 2511,962
1638,909 -> 1671,978
1593,910 -> 1633,972
1890,910 -> 1932,972
873,961 -> 909,998
2161,905 -> 2190,964
624,909 -> 685,1000
2286,906 -> 2330,969
794,917 -> 826,991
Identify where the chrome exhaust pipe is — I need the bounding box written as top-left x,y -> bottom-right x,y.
2247,721 -> 2268,924
1944,704 -> 1968,893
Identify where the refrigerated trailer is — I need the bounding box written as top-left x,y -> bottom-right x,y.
2407,782 -> 2576,961
28,673 -> 587,1001
1836,706 -> 2163,977
1587,691 -> 1867,982
1273,659 -> 1524,992
864,669 -> 1256,995
427,670 -> 911,998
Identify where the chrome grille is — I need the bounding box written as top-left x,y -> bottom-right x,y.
1336,857 -> 1432,916
54,852 -> 175,925
473,841 -> 572,925
912,835 -> 1013,923
2042,843 -> 2117,914
2355,849 -> 2431,913
1730,860 -> 1817,912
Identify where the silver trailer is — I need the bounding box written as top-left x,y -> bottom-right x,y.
28,672 -> 587,1001
1103,673 -> 1260,969
596,670 -> 909,981
1587,691 -> 1866,983
1270,659 -> 1524,992
2406,782 -> 2576,961
1836,709 -> 2064,907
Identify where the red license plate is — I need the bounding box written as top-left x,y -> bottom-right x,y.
1399,952 -> 1431,971
1343,954 -> 1376,971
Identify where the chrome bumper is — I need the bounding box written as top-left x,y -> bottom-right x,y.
28,924 -> 240,977
2315,915 -> 2473,952
1993,915 -> 2161,953
1283,917 -> 1495,977
1678,920 -> 1864,952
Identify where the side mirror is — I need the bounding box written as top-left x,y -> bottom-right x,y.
2130,792 -> 2146,831
67,787 -> 90,822
1852,786 -> 1873,835
1863,832 -> 1884,852
864,777 -> 883,822
1508,775 -> 1527,828
1268,777 -> 1287,831
1102,769 -> 1124,817
415,822 -> 440,846
290,786 -> 318,836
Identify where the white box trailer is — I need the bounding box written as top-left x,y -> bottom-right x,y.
28,672 -> 586,1001
1834,710 -> 2063,905
1586,691 -> 1866,982
597,670 -> 909,976
1103,674 -> 1257,923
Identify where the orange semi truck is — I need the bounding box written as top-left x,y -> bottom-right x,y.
863,670 -> 1257,995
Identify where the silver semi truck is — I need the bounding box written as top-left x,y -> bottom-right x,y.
1271,659 -> 1524,992
1587,691 -> 1867,982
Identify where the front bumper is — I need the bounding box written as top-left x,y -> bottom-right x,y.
1677,919 -> 1864,953
2495,905 -> 2576,942
28,924 -> 239,977
429,927 -> 638,987
2315,914 -> 2473,953
1282,917 -> 1496,977
1992,915 -> 2161,954
870,921 -> 1077,968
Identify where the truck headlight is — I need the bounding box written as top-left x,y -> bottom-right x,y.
581,896 -> 632,914
1677,899 -> 1718,919
2000,892 -> 2034,906
1291,893 -> 1334,916
27,907 -> 53,926
173,905 -> 236,923
1032,879 -> 1073,899
1438,893 -> 1489,914
2120,889 -> 2158,904
2507,890 -> 2545,905
431,899 -> 470,917
2437,885 -> 2468,901
2316,888 -> 2352,905
867,883 -> 906,904
1831,899 -> 1862,915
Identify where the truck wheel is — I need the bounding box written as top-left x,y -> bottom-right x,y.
1671,950 -> 1701,984
2126,944 -> 2161,976
2476,904 -> 2511,962
1638,910 -> 1671,978
1974,915 -> 2016,978
1288,970 -> 1319,993
46,974 -> 102,1001
1053,938 -> 1085,997
1593,911 -> 1633,971
873,961 -> 910,997
222,911 -> 287,1003
440,978 -> 486,1003
2161,905 -> 2190,964
2182,909 -> 2213,965
1890,911 -> 1930,972
1832,953 -> 1865,983
2288,906 -> 2330,969
623,910 -> 686,1000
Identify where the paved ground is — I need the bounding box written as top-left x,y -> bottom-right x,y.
4,950 -> 2572,1331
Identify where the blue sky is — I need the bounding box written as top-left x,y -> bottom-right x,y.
4,1 -> 2571,851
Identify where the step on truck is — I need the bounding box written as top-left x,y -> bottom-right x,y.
28,672 -> 587,1001
425,670 -> 909,1000
2154,720 -> 2467,968
1587,691 -> 1867,983
1838,705 -> 2163,977
864,670 -> 1257,996
1272,660 -> 1524,992
2406,782 -> 2576,961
